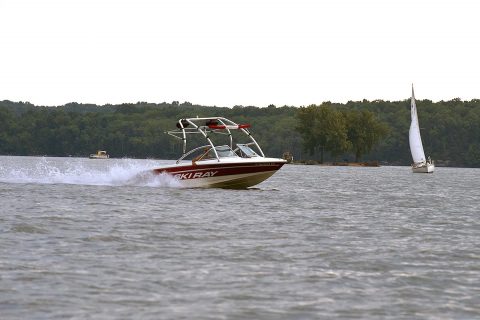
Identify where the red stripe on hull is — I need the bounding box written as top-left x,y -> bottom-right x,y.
153,162 -> 285,181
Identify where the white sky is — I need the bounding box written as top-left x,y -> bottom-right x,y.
1,0 -> 479,107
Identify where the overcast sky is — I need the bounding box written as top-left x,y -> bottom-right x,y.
1,0 -> 479,107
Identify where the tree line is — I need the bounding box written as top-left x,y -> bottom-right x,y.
296,104 -> 388,163
0,98 -> 479,167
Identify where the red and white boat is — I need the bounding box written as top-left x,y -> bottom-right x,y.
152,117 -> 286,188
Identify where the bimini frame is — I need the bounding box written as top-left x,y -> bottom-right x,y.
166,117 -> 265,163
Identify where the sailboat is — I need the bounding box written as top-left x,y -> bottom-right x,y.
409,85 -> 434,173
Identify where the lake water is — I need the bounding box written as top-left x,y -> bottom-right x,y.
1,156 -> 479,319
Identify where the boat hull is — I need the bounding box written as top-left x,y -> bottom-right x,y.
411,162 -> 435,173
152,159 -> 286,189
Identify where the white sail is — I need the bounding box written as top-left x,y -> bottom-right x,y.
409,85 -> 426,164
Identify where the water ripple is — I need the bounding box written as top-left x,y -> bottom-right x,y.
0,157 -> 479,319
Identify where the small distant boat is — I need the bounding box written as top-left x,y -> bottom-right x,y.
409,85 -> 434,173
89,150 -> 109,159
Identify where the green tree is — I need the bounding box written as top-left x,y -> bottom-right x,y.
296,104 -> 349,163
296,105 -> 317,155
345,109 -> 389,162
0,107 -> 15,153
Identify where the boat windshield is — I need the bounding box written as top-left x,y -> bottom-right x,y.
215,145 -> 238,158
236,144 -> 258,157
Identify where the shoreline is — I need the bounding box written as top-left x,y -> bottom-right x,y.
289,160 -> 380,167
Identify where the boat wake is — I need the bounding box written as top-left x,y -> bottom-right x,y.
0,157 -> 181,188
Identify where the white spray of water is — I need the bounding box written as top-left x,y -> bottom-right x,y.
0,157 -> 181,188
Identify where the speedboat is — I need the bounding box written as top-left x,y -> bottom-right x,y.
152,117 -> 287,188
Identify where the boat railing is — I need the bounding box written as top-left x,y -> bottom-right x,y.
177,144 -> 244,164
167,117 -> 266,160
176,145 -> 212,164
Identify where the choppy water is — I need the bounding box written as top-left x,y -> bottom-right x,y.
1,156 -> 479,319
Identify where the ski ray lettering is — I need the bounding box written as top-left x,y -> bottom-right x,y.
174,171 -> 219,180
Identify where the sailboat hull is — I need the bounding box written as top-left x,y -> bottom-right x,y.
411,162 -> 435,173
